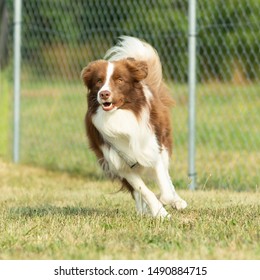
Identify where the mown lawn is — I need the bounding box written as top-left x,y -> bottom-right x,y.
0,160 -> 259,260
1,74 -> 259,259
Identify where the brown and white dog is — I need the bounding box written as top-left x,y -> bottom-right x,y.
81,36 -> 187,218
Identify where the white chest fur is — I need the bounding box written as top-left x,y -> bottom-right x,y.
92,107 -> 160,171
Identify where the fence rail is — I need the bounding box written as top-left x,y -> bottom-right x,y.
1,0 -> 259,190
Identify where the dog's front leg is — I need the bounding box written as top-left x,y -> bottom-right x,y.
122,173 -> 170,218
155,156 -> 187,210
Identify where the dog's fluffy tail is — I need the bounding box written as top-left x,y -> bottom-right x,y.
104,36 -> 162,92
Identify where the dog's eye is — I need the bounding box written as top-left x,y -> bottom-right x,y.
118,77 -> 124,83
96,78 -> 103,85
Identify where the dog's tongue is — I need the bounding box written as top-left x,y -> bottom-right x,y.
102,102 -> 114,111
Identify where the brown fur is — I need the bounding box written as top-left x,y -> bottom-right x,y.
149,82 -> 175,154
82,57 -> 174,194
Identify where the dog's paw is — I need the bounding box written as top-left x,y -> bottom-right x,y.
136,204 -> 151,217
155,207 -> 171,219
158,194 -> 187,210
172,198 -> 187,210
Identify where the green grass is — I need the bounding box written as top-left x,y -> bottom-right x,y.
15,80 -> 260,190
0,71 -> 10,158
171,82 -> 260,190
0,160 -> 259,259
0,75 -> 259,189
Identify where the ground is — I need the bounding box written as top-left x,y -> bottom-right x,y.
0,159 -> 259,260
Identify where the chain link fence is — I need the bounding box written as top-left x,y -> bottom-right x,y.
1,0 -> 259,190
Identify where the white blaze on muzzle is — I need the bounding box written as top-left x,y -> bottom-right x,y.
97,62 -> 115,111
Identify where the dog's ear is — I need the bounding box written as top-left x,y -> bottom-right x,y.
126,59 -> 148,81
81,63 -> 94,89
81,61 -> 98,89
81,60 -> 106,89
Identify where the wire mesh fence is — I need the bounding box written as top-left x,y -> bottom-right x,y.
1,0 -> 259,190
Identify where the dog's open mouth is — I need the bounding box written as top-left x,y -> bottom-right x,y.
102,102 -> 114,111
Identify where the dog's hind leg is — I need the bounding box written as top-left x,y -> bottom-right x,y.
132,190 -> 150,216
121,179 -> 150,215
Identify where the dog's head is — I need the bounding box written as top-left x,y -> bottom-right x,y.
81,58 -> 148,113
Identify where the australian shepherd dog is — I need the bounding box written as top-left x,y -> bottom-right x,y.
81,36 -> 187,218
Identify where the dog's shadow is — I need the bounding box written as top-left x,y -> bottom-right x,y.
9,205 -> 119,218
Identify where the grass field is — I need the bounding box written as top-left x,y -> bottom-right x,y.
13,79 -> 259,190
0,73 -> 259,259
1,71 -> 259,190
0,71 -> 10,158
0,160 -> 259,260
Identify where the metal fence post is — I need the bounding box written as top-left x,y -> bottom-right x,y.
188,0 -> 197,190
13,0 -> 22,163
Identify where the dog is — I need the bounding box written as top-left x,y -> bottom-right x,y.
81,36 -> 187,218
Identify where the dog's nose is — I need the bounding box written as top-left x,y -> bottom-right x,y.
99,90 -> 111,100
